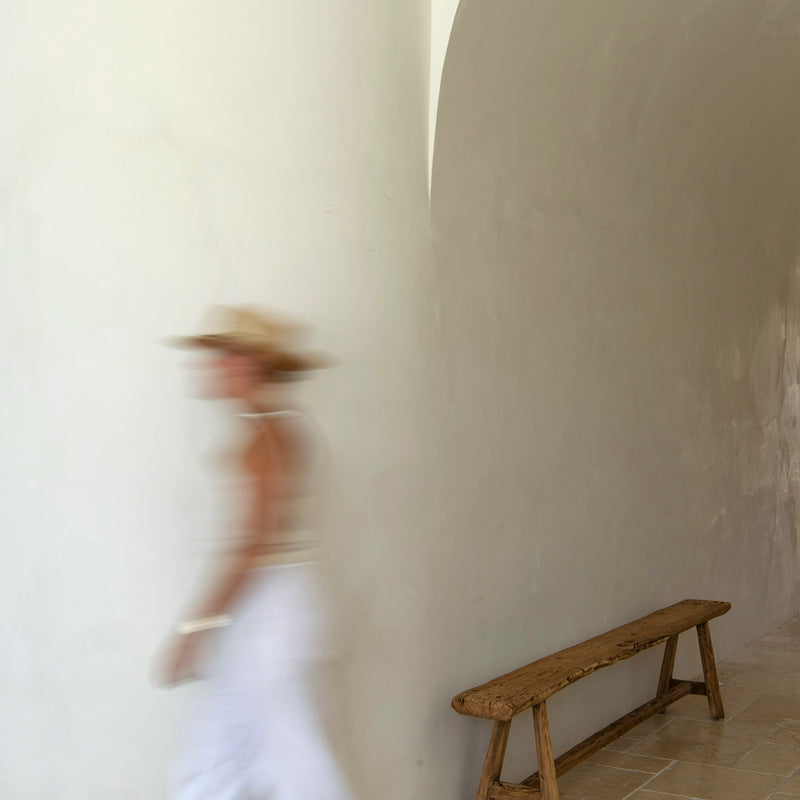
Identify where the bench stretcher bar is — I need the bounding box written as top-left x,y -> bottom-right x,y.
491,681 -> 693,799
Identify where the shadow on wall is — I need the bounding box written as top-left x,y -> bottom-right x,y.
428,0 -> 800,789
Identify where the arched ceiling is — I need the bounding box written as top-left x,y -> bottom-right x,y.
432,0 -> 800,254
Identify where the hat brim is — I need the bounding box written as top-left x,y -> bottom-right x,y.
165,334 -> 334,372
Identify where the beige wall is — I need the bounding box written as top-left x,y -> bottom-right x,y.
3,1 -> 800,799
431,0 -> 800,788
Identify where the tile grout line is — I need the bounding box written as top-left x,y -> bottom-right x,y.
727,718 -> 787,772
581,762 -> 671,777
773,761 -> 800,795
618,758 -> 678,800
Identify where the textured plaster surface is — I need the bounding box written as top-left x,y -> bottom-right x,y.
0,2 -> 434,798
431,0 -> 800,794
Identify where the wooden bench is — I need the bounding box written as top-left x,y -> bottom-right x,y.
451,599 -> 731,800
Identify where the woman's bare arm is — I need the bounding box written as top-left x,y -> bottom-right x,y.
185,425 -> 286,619
154,424 -> 290,686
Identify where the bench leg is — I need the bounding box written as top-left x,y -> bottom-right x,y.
696,622 -> 725,719
476,720 -> 511,800
656,635 -> 679,713
533,702 -> 559,800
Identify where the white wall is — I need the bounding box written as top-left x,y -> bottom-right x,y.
430,0 -> 800,790
0,2 -> 436,798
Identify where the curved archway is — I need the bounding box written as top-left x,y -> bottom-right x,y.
429,0 -> 462,190
431,0 -> 800,773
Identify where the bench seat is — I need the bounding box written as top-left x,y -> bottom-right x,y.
452,599 -> 730,721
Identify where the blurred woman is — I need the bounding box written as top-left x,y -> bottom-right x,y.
156,305 -> 352,800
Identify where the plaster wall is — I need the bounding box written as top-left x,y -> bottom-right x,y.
430,0 -> 800,788
0,2 -> 435,798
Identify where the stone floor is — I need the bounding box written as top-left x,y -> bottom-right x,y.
557,615 -> 800,800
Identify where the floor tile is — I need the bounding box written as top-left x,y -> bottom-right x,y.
665,694 -> 730,723
732,695 -> 800,728
645,761 -> 781,800
777,772 -> 800,794
735,742 -> 800,776
586,749 -> 671,773
604,735 -> 641,753
719,678 -> 768,710
557,762 -> 652,800
631,717 -> 772,767
626,793 -> 696,800
770,722 -> 800,748
628,715 -> 673,737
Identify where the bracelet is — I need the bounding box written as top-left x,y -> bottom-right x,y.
176,614 -> 232,635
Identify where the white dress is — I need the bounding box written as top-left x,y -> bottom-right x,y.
168,411 -> 352,800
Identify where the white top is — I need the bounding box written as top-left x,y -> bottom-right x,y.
238,408 -> 328,567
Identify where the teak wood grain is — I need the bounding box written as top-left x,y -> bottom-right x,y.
491,783 -> 542,800
476,721 -> 511,800
697,621 -> 725,719
454,599 -> 730,800
532,703 -> 558,800
656,634 -> 678,698
452,599 -> 730,721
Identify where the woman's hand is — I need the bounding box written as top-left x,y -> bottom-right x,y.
152,632 -> 206,688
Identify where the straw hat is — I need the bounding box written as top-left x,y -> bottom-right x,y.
167,305 -> 331,373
